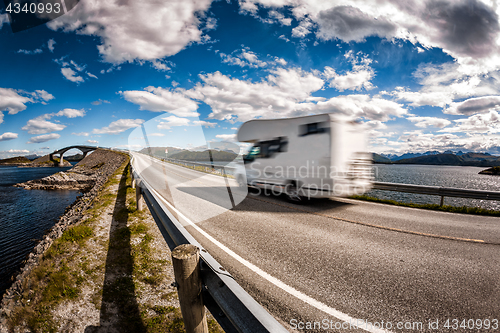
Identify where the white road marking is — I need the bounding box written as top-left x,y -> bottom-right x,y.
141,166 -> 392,333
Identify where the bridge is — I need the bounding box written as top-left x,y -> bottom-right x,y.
50,145 -> 98,167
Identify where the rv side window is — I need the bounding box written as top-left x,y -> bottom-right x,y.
246,137 -> 288,160
299,122 -> 328,136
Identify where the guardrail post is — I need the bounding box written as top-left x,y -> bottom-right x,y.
172,244 -> 208,333
136,186 -> 145,211
131,173 -> 135,189
440,196 -> 444,206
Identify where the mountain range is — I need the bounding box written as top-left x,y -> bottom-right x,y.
373,151 -> 500,167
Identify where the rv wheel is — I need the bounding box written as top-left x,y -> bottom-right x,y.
285,182 -> 304,203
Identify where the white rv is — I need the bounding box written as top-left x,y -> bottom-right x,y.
234,113 -> 373,202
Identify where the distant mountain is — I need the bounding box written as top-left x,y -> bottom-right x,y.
139,146 -> 238,161
169,149 -> 237,161
392,153 -> 500,167
372,153 -> 392,163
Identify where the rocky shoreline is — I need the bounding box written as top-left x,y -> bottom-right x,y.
0,149 -> 127,319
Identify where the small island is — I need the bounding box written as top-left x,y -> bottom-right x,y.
479,166 -> 500,175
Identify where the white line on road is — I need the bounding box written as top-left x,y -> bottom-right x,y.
148,184 -> 392,333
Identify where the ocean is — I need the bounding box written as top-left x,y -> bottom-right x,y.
0,165 -> 80,297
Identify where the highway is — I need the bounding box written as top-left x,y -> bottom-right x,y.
131,152 -> 500,333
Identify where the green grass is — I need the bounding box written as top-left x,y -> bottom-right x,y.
350,195 -> 500,217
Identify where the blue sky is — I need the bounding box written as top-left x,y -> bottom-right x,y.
1,0 -> 500,159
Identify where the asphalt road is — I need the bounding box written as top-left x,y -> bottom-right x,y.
132,152 -> 500,333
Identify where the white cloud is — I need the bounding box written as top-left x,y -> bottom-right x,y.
445,96 -> 500,116
323,51 -> 375,91
0,14 -> 8,28
93,119 -> 145,134
22,118 -> 66,135
27,133 -> 61,144
47,0 -> 214,64
193,120 -> 217,128
407,116 -> 452,128
157,115 -> 191,129
87,72 -> 98,79
122,87 -> 199,117
240,0 -> 500,74
54,108 -> 86,118
315,94 -> 407,122
61,67 -> 84,83
185,68 -> 325,122
440,110 -> 500,133
17,49 -> 43,55
72,132 -> 90,136
148,133 -> 165,137
0,88 -> 33,114
87,139 -> 99,144
0,132 -> 18,141
215,134 -> 237,141
48,39 -> 56,52
219,48 -> 268,68
91,99 -> 110,105
34,90 -> 55,102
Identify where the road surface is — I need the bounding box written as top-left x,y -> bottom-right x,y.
131,152 -> 500,332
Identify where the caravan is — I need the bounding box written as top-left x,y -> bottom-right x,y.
234,113 -> 373,202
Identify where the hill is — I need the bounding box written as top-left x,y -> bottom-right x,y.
169,149 -> 237,161
138,147 -> 184,159
393,153 -> 500,167
0,156 -> 31,165
372,153 -> 392,163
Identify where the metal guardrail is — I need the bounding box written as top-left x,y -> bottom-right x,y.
164,157 -> 500,206
163,157 -> 236,174
130,155 -> 288,333
373,181 -> 500,205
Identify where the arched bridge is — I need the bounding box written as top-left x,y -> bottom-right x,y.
50,145 -> 98,167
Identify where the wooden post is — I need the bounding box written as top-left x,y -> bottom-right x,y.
171,244 -> 208,333
131,173 -> 135,189
136,186 -> 145,211
440,196 -> 444,206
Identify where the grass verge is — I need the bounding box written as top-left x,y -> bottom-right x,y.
350,195 -> 500,217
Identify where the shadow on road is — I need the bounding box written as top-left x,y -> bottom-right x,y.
85,164 -> 146,333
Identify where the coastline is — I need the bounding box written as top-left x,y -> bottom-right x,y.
0,149 -> 127,318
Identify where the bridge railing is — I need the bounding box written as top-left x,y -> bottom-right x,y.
129,154 -> 288,333
372,182 -> 500,206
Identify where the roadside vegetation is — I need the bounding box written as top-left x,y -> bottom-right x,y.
350,195 -> 500,217
5,158 -> 223,332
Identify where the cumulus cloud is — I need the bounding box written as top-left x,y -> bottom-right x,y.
215,134 -> 237,141
323,51 -> 375,91
87,139 -> 98,144
93,119 -> 145,134
0,132 -> 18,142
315,94 -> 407,122
72,132 -> 89,136
220,49 -> 268,68
185,68 -> 325,122
48,39 -> 56,52
61,67 -> 84,83
27,133 -> 61,144
47,0 -> 214,64
440,110 -> 500,133
54,108 -> 86,118
122,87 -> 199,117
240,0 -> 500,71
157,116 -> 191,130
17,49 -> 43,55
22,119 -> 66,135
22,108 -> 86,134
0,88 -> 34,114
91,99 -> 110,105
316,5 -> 397,42
444,96 -> 500,115
407,116 -> 452,128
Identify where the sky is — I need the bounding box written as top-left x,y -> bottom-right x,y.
1,0 -> 500,159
